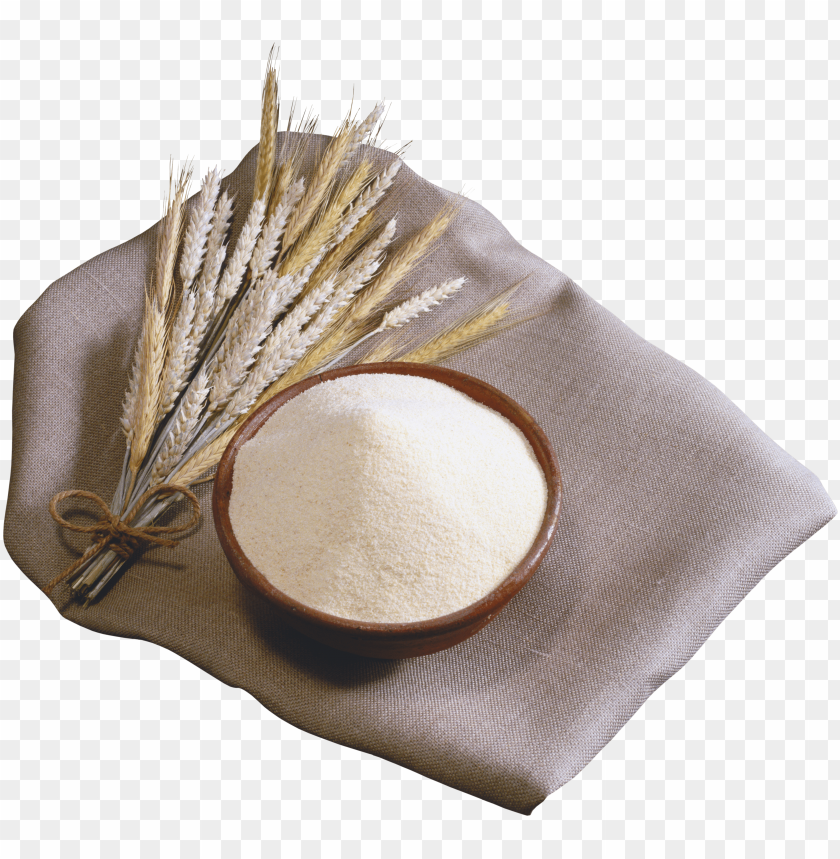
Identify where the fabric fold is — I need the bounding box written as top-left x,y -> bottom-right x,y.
4,135 -> 834,814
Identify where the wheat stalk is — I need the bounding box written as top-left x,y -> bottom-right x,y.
377,277 -> 465,330
249,177 -> 304,281
345,201 -> 460,330
126,166 -> 191,481
215,197 -> 266,309
278,160 -> 371,279
221,276 -> 338,421
326,158 -> 400,254
281,103 -> 382,252
395,284 -> 523,364
359,337 -> 402,365
157,289 -> 197,420
253,47 -> 279,204
179,167 -> 221,292
169,424 -> 238,487
150,368 -> 210,485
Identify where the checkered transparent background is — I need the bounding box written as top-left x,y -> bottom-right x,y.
1,2 -> 837,857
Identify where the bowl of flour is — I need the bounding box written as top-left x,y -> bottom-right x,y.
212,363 -> 562,658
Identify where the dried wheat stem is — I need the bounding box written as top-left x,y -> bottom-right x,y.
358,336 -> 402,365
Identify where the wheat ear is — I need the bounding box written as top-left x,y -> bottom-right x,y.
278,160 -> 371,279
280,103 -> 382,252
215,196 -> 266,309
253,48 -> 279,204
267,109 -> 317,216
157,289 -> 197,420
395,283 -> 523,365
253,218 -> 398,398
154,163 -> 191,314
340,101 -> 384,167
127,166 -> 191,478
345,201 -> 460,329
222,276 -> 337,421
275,202 -> 459,384
191,189 -> 234,337
207,268 -> 313,414
179,167 -> 221,292
128,298 -> 168,478
249,177 -> 305,281
150,368 -> 210,485
326,157 -> 400,254
169,424 -> 238,487
310,207 -> 382,288
377,277 -> 465,330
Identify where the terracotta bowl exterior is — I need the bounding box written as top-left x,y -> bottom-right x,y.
212,362 -> 562,659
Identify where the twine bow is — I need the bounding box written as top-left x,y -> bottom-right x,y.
45,484 -> 200,596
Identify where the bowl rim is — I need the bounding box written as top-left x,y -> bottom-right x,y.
212,362 -> 562,640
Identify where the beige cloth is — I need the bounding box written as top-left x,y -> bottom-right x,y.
4,136 -> 835,814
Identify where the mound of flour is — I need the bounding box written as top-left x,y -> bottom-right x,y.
229,373 -> 548,623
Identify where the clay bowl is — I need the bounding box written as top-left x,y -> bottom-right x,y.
212,362 -> 562,659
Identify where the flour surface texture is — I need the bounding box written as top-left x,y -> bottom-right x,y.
229,373 -> 548,623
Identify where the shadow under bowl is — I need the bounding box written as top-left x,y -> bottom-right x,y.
212,362 -> 562,659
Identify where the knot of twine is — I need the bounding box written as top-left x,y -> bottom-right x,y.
45,484 -> 200,596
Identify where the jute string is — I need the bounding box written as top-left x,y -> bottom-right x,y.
45,484 -> 200,595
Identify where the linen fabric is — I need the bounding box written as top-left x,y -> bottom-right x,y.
5,136 -> 834,814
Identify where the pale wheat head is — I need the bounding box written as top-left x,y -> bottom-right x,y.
150,368 -> 210,485
215,196 -> 266,309
179,167 -> 221,292
377,277 -> 465,330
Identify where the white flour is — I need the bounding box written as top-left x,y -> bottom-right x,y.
229,373 -> 548,623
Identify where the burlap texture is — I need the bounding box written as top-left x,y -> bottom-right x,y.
5,136 -> 835,814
